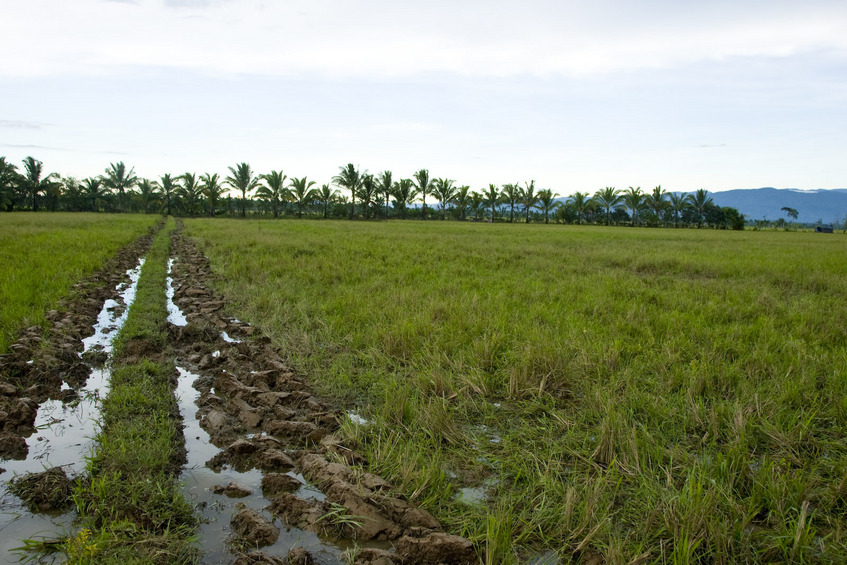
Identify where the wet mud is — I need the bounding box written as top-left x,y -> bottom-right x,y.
169,229 -> 476,565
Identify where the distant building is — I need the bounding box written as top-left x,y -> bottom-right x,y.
815,226 -> 834,233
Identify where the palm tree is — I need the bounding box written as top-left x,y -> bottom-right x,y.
433,178 -> 457,220
225,162 -> 260,217
623,186 -> 644,226
391,179 -> 418,219
483,184 -> 499,222
377,171 -> 393,219
179,172 -> 203,216
356,174 -> 378,219
257,170 -> 288,218
317,184 -> 340,219
0,157 -> 20,211
470,191 -> 485,221
332,163 -> 362,220
645,185 -> 669,226
412,169 -> 434,220
22,156 -> 58,212
594,186 -> 623,226
520,180 -> 540,223
537,188 -> 560,224
668,193 -> 688,228
569,192 -> 593,225
686,188 -> 713,228
201,172 -> 225,217
103,161 -> 137,212
452,185 -> 471,221
288,176 -> 318,218
81,177 -> 108,212
137,179 -> 161,214
160,173 -> 180,216
502,183 -> 520,222
43,177 -> 63,211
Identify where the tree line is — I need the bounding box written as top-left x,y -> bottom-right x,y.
0,156 -> 745,229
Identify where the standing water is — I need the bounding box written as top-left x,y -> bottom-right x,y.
176,366 -> 353,564
0,258 -> 145,563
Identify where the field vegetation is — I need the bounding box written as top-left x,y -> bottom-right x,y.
0,213 -> 159,354
185,218 -> 847,563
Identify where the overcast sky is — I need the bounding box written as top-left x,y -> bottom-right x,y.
2,0 -> 846,195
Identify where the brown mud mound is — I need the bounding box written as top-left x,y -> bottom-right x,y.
8,466 -> 73,512
231,505 -> 281,547
0,432 -> 29,459
169,228 -> 478,564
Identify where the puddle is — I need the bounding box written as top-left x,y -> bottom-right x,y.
221,331 -> 241,344
286,471 -> 326,503
456,476 -> 499,506
167,258 -> 188,327
0,258 -> 146,564
176,366 -> 362,564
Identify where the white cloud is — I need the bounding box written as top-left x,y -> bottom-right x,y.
3,0 -> 846,78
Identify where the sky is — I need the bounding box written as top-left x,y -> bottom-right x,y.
1,0 -> 846,196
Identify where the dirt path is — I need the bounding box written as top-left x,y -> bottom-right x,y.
169,227 -> 477,564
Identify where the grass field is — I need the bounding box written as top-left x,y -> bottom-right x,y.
187,219 -> 847,563
0,213 -> 159,354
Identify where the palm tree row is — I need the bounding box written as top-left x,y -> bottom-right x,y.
0,156 -> 744,228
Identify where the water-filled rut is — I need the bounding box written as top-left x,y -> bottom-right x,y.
0,257 -> 146,562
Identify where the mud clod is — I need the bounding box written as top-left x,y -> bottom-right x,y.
231,506 -> 280,547
0,431 -> 28,459
212,481 -> 253,497
394,532 -> 477,564
261,473 -> 301,496
267,493 -> 329,533
285,547 -> 315,565
9,467 -> 73,512
354,548 -> 401,565
233,550 -> 287,565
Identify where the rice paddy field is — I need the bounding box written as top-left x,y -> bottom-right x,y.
183,218 -> 847,563
0,213 -> 159,354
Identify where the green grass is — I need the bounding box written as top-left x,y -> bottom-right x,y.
0,212 -> 159,354
185,219 -> 847,563
72,218 -> 197,564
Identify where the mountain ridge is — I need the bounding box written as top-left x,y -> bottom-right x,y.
709,187 -> 847,225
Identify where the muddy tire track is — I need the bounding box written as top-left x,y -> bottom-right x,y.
169,227 -> 477,565
0,221 -> 162,465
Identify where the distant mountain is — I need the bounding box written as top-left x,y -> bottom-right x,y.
708,188 -> 847,225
